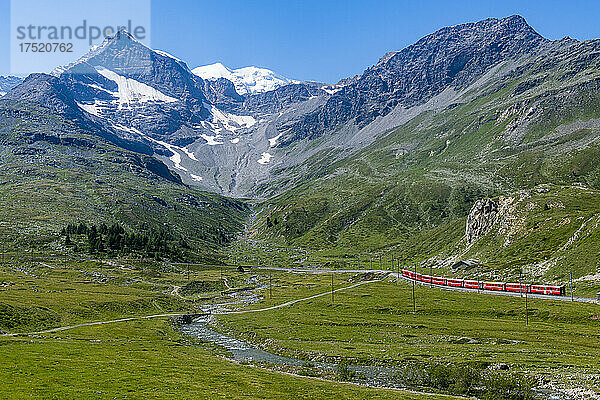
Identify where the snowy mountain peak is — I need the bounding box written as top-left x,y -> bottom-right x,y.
192,63 -> 298,95
194,62 -> 233,80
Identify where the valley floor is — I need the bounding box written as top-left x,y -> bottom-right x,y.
0,256 -> 598,399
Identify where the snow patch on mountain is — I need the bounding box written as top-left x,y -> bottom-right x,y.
200,134 -> 224,146
95,67 -> 178,107
112,124 -> 143,135
193,62 -> 298,95
152,139 -> 188,172
182,146 -> 198,161
112,124 -> 195,173
257,152 -> 273,164
268,132 -> 283,147
154,50 -> 183,63
77,102 -> 101,116
203,103 -> 256,133
321,85 -> 344,95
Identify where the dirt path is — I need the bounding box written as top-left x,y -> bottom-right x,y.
0,313 -> 184,337
220,279 -> 380,315
170,285 -> 183,298
0,279 -> 382,337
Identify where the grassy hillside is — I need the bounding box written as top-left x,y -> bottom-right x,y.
0,102 -> 250,260
250,43 -> 600,281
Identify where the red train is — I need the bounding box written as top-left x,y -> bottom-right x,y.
401,270 -> 565,296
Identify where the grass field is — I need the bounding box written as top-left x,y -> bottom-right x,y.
0,257 -> 470,399
0,254 -> 598,398
0,318 -> 453,400
216,270 -> 600,396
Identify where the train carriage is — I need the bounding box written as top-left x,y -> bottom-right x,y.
529,284 -> 565,296
482,282 -> 505,291
431,276 -> 447,285
446,278 -> 464,287
464,280 -> 479,289
505,283 -> 527,293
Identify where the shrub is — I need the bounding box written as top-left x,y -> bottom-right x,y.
335,360 -> 355,381
393,362 -> 532,399
482,371 -> 535,400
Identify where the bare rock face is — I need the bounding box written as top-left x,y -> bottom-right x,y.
279,15 -> 548,146
466,198 -> 499,243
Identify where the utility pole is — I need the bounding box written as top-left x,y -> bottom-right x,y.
413,263 -> 418,313
379,255 -> 382,269
397,261 -> 400,285
412,272 -> 416,314
570,271 -> 574,301
429,264 -> 432,288
187,264 -> 190,281
519,269 -> 523,298
269,271 -> 272,299
370,257 -> 372,270
220,266 -> 223,293
477,264 -> 480,293
357,255 -> 360,270
331,272 -> 334,304
391,254 -> 394,270
525,283 -> 529,326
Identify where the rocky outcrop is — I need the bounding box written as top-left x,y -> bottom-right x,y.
466,198 -> 499,243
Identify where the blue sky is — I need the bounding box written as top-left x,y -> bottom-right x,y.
2,0 -> 600,83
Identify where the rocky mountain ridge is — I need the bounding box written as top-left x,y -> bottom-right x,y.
0,76 -> 23,96
3,15 -> 600,203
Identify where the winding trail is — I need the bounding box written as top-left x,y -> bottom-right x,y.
2,269 -> 595,338
0,278 -> 382,337
220,279 -> 380,315
0,313 -> 184,337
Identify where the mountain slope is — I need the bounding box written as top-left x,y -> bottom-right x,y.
0,76 -> 23,96
30,30 -> 325,194
277,15 -> 549,146
4,15 -> 600,281
0,99 -> 250,258
248,18 -> 600,283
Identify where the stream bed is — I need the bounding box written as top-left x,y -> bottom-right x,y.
179,315 -> 401,388
177,276 -> 573,399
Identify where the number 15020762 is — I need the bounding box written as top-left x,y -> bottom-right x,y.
19,42 -> 73,52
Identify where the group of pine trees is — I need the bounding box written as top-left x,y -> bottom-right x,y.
61,222 -> 189,259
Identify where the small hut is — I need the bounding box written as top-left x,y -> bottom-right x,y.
451,260 -> 479,271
